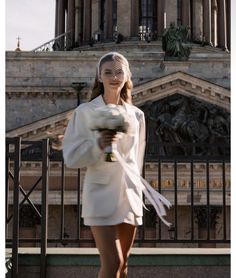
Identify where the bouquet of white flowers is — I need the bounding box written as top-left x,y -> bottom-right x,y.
88,104 -> 131,162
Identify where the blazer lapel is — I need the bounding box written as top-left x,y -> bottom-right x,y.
90,95 -> 106,107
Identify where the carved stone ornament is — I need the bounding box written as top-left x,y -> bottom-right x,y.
141,94 -> 230,157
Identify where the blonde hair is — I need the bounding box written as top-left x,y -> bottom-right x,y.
90,52 -> 133,104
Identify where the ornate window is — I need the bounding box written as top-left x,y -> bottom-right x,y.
139,0 -> 157,33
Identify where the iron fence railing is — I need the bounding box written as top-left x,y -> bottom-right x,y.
31,31 -> 73,52
6,137 -> 230,278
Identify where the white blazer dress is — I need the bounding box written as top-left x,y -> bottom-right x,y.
62,95 -> 146,226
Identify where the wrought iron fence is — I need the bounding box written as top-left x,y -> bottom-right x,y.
32,31 -> 73,52
6,137 -> 230,278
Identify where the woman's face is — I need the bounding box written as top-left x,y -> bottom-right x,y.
99,60 -> 127,93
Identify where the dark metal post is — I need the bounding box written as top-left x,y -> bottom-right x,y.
77,168 -> 81,245
5,141 -> 10,238
206,160 -> 210,240
12,137 -> 21,278
174,160 -> 178,240
222,160 -> 227,240
60,160 -> 65,240
158,159 -> 162,240
71,82 -> 87,106
190,160 -> 194,240
41,139 -> 49,278
141,162 -> 146,245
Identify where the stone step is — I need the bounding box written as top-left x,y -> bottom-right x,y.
74,40 -> 227,55
6,248 -> 230,278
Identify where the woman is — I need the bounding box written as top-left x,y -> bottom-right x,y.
63,52 -> 170,278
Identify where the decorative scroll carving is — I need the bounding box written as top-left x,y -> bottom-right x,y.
141,94 -> 230,156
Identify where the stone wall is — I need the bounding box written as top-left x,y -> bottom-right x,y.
5,46 -> 230,130
6,92 -> 77,130
6,49 -> 230,88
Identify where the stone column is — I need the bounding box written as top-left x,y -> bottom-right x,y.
182,0 -> 191,27
212,0 -> 217,46
58,0 -> 65,35
166,0 -> 177,27
67,0 -> 75,47
192,0 -> 203,42
226,0 -> 230,50
104,0 -> 113,40
75,0 -> 82,44
203,0 -> 212,45
91,0 -> 101,39
117,0 -> 131,38
130,0 -> 139,37
55,0 -> 59,37
217,0 -> 227,50
157,0 -> 165,38
57,0 -> 66,49
83,0 -> 91,42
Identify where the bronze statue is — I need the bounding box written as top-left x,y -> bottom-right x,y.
162,23 -> 192,60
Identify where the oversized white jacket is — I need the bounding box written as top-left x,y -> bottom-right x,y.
63,95 -> 146,218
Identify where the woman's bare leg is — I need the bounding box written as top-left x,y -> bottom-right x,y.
117,223 -> 137,278
91,226 -> 124,278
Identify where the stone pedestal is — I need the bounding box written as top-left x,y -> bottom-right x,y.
160,61 -> 191,73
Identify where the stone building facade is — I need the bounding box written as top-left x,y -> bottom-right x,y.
6,0 -> 230,248
54,0 -> 230,50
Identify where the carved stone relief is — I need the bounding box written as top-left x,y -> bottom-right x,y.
141,94 -> 230,157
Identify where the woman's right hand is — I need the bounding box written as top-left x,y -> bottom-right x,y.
98,130 -> 118,150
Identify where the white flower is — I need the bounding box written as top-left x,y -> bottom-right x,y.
88,104 -> 130,133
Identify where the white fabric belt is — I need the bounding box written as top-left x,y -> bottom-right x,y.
113,149 -> 172,227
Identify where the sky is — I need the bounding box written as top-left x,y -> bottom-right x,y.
5,0 -> 55,51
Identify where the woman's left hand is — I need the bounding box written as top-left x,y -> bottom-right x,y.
98,130 -> 118,150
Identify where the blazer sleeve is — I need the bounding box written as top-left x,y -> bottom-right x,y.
62,106 -> 103,168
137,112 -> 146,174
